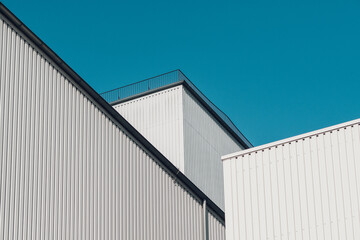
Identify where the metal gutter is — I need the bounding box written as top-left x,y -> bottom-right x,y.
0,2 -> 225,220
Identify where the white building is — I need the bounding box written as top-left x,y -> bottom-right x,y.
0,3 -> 227,239
101,70 -> 252,210
222,119 -> 360,240
3,2 -> 358,240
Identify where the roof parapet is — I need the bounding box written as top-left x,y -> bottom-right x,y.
100,70 -> 253,149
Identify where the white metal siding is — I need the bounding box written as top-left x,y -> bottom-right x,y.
183,87 -> 243,210
0,15 -> 225,240
208,210 -> 226,240
114,84 -> 243,211
114,86 -> 185,171
222,119 -> 360,240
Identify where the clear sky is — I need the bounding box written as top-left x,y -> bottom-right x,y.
3,0 -> 360,146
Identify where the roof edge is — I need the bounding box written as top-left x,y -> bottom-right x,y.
110,81 -> 184,105
0,3 -> 225,220
222,118 -> 360,161
181,79 -> 253,149
107,71 -> 253,149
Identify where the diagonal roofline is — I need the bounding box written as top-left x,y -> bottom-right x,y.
222,118 -> 360,161
0,2 -> 225,221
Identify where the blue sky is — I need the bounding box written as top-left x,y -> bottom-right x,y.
3,0 -> 360,146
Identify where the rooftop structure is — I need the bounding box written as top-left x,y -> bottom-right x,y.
101,70 -> 252,210
100,69 -> 252,149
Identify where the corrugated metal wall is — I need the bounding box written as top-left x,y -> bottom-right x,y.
114,86 -> 185,171
208,210 -> 226,240
183,87 -> 243,210
114,84 -> 244,211
222,120 -> 360,240
0,14 -> 225,240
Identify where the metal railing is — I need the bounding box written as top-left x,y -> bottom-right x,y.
100,69 -> 252,147
100,70 -> 185,103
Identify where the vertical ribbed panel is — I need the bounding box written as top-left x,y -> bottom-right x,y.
222,120 -> 360,240
0,16 -> 225,240
113,86 -> 185,172
208,210 -> 226,240
114,84 -> 243,211
183,87 -> 243,210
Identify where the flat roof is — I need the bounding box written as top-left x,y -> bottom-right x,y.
0,2 -> 225,221
222,118 -> 360,161
101,70 -> 253,149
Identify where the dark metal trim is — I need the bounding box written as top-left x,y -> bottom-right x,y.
110,81 -> 184,105
0,3 -> 225,220
107,75 -> 253,149
181,80 -> 252,149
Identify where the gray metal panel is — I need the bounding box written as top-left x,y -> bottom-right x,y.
114,84 -> 244,211
0,15 -> 225,240
208,210 -> 226,240
114,86 -> 185,171
183,87 -> 243,210
99,69 -> 252,149
223,119 -> 360,240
